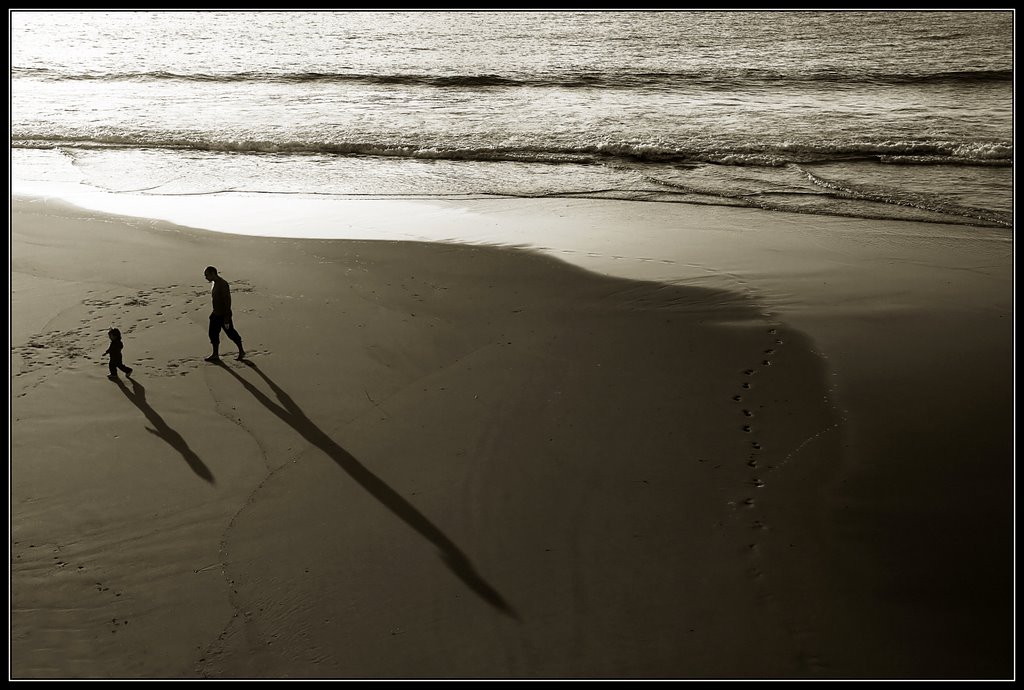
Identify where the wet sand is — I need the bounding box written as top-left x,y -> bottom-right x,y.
10,195 -> 1013,679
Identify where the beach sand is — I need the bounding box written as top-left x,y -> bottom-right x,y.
9,195 -> 1013,679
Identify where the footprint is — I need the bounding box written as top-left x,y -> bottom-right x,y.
742,425 -> 752,432
732,395 -> 742,402
743,369 -> 755,376
751,442 -> 762,450
762,360 -> 771,366
742,382 -> 751,389
742,409 -> 752,417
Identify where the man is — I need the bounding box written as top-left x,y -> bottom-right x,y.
204,266 -> 245,362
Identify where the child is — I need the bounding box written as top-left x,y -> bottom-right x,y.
103,328 -> 134,380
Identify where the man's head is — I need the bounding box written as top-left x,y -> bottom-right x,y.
204,266 -> 218,281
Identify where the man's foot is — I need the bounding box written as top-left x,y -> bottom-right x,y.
236,350 -> 246,361
107,374 -> 119,380
204,355 -> 220,362
125,367 -> 134,378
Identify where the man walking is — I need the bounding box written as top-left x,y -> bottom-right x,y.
204,266 -> 245,362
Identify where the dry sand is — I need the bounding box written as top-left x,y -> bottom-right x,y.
9,195 -> 1013,679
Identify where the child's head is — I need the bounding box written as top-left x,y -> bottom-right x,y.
108,328 -> 121,341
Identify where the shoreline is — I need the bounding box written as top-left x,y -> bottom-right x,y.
10,194 -> 1013,679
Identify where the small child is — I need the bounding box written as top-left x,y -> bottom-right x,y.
103,328 -> 134,380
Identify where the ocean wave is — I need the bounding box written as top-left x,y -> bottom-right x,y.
798,166 -> 1012,228
10,134 -> 1012,168
11,66 -> 1013,89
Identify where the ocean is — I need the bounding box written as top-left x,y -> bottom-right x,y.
10,10 -> 1014,233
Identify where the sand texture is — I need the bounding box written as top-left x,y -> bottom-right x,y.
10,196 -> 1013,679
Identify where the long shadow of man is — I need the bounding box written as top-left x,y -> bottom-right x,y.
214,359 -> 517,619
114,378 -> 215,484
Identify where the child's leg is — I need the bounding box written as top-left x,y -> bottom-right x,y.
108,361 -> 118,378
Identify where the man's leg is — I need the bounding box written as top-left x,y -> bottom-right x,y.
206,315 -> 221,361
225,320 -> 245,360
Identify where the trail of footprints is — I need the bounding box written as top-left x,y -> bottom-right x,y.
732,326 -> 783,481
728,326 -> 782,578
11,540 -> 128,635
729,324 -> 827,674
13,281 -> 263,391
